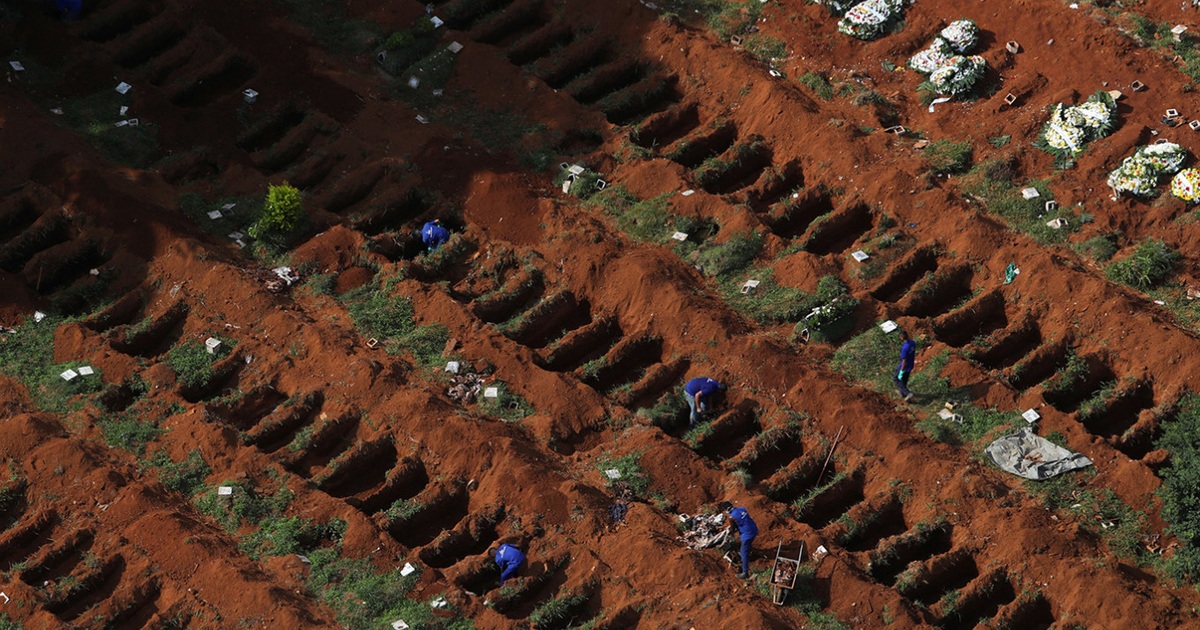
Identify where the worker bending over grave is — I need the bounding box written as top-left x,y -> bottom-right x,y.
493,543 -> 526,587
684,376 -> 726,428
895,330 -> 917,402
724,502 -> 758,579
421,219 -> 450,252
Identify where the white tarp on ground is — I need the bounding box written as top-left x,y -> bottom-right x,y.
985,427 -> 1093,480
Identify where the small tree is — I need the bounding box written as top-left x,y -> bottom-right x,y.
249,183 -> 304,239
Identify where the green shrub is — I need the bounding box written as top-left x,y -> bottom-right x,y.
799,72 -> 834,100
1078,235 -> 1119,262
1106,238 -> 1180,290
145,449 -> 211,496
477,382 -> 533,422
1157,395 -> 1200,580
239,516 -> 346,559
922,139 -> 973,176
249,183 -> 305,239
98,411 -> 162,454
305,549 -> 430,628
696,231 -> 763,277
167,340 -> 227,389
529,593 -> 589,629
596,452 -> 651,498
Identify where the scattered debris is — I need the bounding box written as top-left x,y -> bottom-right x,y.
678,512 -> 730,550
447,371 -> 484,404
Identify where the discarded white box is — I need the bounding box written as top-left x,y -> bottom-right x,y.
768,69 -> 782,77
1022,409 -> 1041,423
34,311 -> 46,322
127,118 -> 139,127
1167,108 -> 1180,118
204,337 -> 222,354
1173,25 -> 1189,41
879,320 -> 898,333
400,562 -> 417,576
561,179 -> 572,194
671,231 -> 688,241
222,202 -> 236,210
567,164 -> 585,176
1131,80 -> 1146,92
218,486 -> 234,496
9,61 -> 23,72
207,210 -> 223,220
1045,218 -> 1068,230
445,361 -> 460,373
392,621 -> 410,630
483,387 -> 499,398
447,41 -> 464,53
595,179 -> 607,191
77,366 -> 94,376
851,250 -> 870,262
119,105 -> 128,116
115,81 -> 132,94
1020,187 -> 1040,200
407,76 -> 420,89
741,279 -> 760,294
243,89 -> 258,104
60,369 -> 78,381
1045,200 -> 1058,212
1005,41 -> 1020,53
885,125 -> 905,135
1004,93 -> 1017,105
430,597 -> 448,609
604,468 -> 622,479
0,592 -> 8,604
415,115 -> 429,124
681,189 -> 695,196
430,16 -> 444,28
1191,120 -> 1200,131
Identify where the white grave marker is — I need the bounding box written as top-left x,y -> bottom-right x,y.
851,250 -> 870,262
681,189 -> 695,196
392,621 -> 410,630
77,366 -> 94,376
483,387 -> 499,398
671,231 -> 688,241
1020,187 -> 1040,199
115,82 -> 132,94
604,468 -> 622,479
207,210 -> 223,220
408,76 -> 420,89
60,369 -> 78,381
445,361 -> 460,373
430,16 -> 444,28
204,337 -> 222,354
218,486 -> 234,496
1022,409 -> 1041,423
447,41 -> 464,53
879,320 -> 898,333
8,61 -> 23,72
243,89 -> 258,104
221,202 -> 236,210
741,279 -> 760,294
400,562 -> 417,576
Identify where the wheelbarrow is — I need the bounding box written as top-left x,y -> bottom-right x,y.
770,537 -> 805,605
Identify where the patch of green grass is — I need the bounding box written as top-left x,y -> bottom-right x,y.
720,267 -> 814,324
916,402 -> 1020,446
1156,394 -> 1200,580
988,135 -> 1011,148
0,314 -> 106,414
1076,234 -> 1119,262
743,34 -> 786,65
695,231 -> 763,278
176,192 -> 259,238
144,449 -> 210,496
194,479 -> 295,531
588,187 -> 680,242
596,451 -> 651,498
477,381 -> 533,422
305,550 -> 454,629
922,139 -> 973,176
962,163 -> 1069,244
239,515 -> 346,560
59,89 -> 159,167
97,409 -> 163,455
799,72 -> 834,100
636,390 -> 688,430
342,275 -> 448,365
1024,467 -> 1146,560
276,0 -> 380,55
166,339 -> 230,390
1106,238 -> 1180,290
528,592 -> 590,629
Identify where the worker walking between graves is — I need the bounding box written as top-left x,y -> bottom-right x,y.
493,543 -> 526,587
724,503 -> 758,579
895,330 -> 917,402
684,377 -> 726,428
421,219 -> 450,252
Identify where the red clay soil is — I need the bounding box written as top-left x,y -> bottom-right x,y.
5,0 -> 1200,627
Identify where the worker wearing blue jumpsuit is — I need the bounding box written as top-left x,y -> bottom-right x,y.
727,506 -> 758,579
494,543 -> 526,587
421,220 -> 450,252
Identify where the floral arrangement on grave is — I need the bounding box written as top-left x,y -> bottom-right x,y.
908,20 -> 987,96
1033,91 -> 1118,165
837,0 -> 908,40
1107,142 -> 1188,198
1171,168 -> 1200,203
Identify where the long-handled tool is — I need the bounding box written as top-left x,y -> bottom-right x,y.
816,425 -> 845,484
